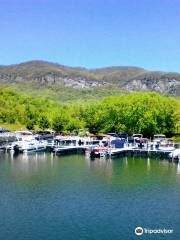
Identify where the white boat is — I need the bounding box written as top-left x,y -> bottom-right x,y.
153,134 -> 166,143
6,131 -> 35,152
16,139 -> 47,153
169,149 -> 180,159
7,131 -> 47,153
158,142 -> 175,151
132,134 -> 143,140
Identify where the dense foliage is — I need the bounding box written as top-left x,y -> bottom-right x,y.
0,88 -> 179,137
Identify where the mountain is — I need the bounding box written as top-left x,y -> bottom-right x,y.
0,60 -> 179,98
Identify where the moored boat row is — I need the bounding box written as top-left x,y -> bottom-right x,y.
0,129 -> 180,162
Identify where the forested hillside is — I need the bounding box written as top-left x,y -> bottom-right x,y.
0,88 -> 179,136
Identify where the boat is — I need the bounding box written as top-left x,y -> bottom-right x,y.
158,142 -> 175,151
15,139 -> 47,153
53,145 -> 80,155
6,141 -> 20,152
153,134 -> 166,143
86,145 -> 109,158
6,131 -> 35,152
169,149 -> 180,162
132,134 -> 143,140
46,139 -> 55,151
7,131 -> 47,153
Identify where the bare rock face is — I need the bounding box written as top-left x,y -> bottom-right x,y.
0,74 -> 23,82
31,73 -> 109,88
123,78 -> 180,95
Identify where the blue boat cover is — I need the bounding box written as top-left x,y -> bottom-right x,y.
111,140 -> 125,148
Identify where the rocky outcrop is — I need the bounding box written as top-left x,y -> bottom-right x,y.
32,73 -> 109,88
123,78 -> 180,95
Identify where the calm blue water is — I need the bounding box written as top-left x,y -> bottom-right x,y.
0,152 -> 179,240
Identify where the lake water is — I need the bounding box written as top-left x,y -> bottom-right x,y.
0,152 -> 180,240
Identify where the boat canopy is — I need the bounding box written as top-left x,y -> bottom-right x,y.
154,134 -> 166,139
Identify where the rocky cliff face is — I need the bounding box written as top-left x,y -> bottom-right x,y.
32,73 -> 109,89
123,78 -> 180,95
0,73 -> 109,89
0,61 -> 179,95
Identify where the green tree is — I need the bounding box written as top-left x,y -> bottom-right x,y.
38,115 -> 50,130
26,119 -> 36,130
52,114 -> 68,132
82,104 -> 104,133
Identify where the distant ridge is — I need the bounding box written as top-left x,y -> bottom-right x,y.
0,60 -> 179,96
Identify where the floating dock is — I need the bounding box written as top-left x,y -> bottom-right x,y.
53,145 -> 179,162
53,145 -> 90,154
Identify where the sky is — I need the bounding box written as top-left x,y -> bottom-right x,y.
0,0 -> 180,72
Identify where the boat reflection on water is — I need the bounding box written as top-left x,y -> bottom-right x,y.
176,162 -> 180,176
6,152 -> 55,177
3,151 -> 180,183
85,156 -> 113,179
147,157 -> 151,171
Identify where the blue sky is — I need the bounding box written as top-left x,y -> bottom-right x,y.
0,0 -> 180,72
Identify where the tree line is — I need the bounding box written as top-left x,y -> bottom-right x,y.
0,88 -> 179,137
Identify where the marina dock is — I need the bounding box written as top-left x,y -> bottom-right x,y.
53,144 -> 179,162
0,130 -> 179,163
